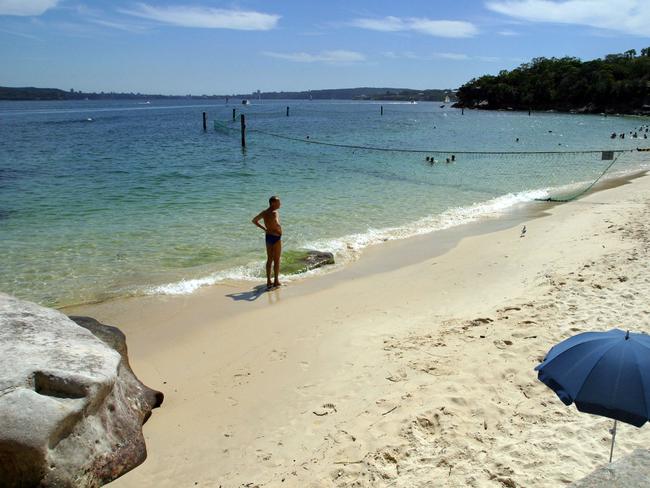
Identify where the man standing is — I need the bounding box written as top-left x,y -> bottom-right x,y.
252,196 -> 282,290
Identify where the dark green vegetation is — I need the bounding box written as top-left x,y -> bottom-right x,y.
455,49 -> 650,114
0,86 -> 455,102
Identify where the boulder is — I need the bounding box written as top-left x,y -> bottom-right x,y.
576,103 -> 597,114
301,250 -> 335,270
282,249 -> 335,275
0,293 -> 163,488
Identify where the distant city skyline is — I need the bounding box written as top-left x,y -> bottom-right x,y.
1,0 -> 648,95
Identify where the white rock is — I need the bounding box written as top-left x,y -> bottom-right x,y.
0,293 -> 162,487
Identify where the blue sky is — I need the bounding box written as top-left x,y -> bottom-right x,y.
1,0 -> 649,94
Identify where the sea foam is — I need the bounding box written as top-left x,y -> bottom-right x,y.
144,187 -> 550,296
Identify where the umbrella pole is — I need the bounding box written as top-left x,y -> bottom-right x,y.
609,419 -> 617,463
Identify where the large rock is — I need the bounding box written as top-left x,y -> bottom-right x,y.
0,293 -> 163,488
282,249 -> 335,275
301,250 -> 335,270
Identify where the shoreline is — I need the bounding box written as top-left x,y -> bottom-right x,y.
61,168 -> 645,318
7,99 -> 649,311
65,170 -> 650,487
453,105 -> 650,118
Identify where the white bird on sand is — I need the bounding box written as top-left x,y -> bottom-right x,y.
520,225 -> 527,238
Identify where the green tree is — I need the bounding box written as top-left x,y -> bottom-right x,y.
455,49 -> 650,113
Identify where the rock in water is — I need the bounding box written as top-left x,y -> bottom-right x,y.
302,250 -> 335,270
281,250 -> 335,275
0,293 -> 163,488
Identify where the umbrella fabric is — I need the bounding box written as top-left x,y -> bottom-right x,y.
535,329 -> 650,427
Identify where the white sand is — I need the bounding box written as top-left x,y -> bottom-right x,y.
68,174 -> 650,487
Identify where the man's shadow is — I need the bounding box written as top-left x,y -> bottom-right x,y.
226,284 -> 270,302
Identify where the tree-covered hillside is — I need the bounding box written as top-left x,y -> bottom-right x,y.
455,49 -> 650,114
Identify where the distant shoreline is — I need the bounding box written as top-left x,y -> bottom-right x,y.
452,103 -> 650,117
0,86 -> 456,102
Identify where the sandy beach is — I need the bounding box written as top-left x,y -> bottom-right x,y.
66,172 -> 650,487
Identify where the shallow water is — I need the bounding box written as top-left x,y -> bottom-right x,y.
0,99 -> 647,306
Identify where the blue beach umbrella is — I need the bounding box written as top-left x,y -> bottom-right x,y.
535,329 -> 650,462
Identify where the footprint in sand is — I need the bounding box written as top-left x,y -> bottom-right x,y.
233,371 -> 252,386
256,449 -> 272,462
269,349 -> 287,361
313,403 -> 337,416
413,412 -> 442,435
385,369 -> 408,383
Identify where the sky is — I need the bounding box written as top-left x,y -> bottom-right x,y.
1,0 -> 649,95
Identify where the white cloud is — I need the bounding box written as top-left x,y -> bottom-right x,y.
433,52 -> 470,60
121,3 -> 280,30
486,0 -> 650,36
352,16 -> 478,38
89,18 -> 149,33
383,51 -> 419,59
354,16 -> 404,32
498,29 -> 520,35
478,55 -> 502,62
383,51 -> 476,61
0,27 -> 40,39
0,0 -> 58,16
263,50 -> 366,63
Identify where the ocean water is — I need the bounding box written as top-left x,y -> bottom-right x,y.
1,99 -> 648,307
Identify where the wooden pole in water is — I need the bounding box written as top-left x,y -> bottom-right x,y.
381,105 -> 383,116
286,106 -> 290,117
202,112 -> 207,131
232,108 -> 236,121
240,113 -> 246,148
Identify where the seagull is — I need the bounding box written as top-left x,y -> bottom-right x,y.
520,225 -> 527,238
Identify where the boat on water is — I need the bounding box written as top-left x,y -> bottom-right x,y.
444,95 -> 451,103
242,99 -> 250,105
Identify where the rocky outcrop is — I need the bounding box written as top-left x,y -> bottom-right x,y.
282,249 -> 335,275
301,250 -> 335,270
0,293 -> 163,488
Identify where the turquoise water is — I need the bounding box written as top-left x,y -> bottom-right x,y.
1,99 -> 648,307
